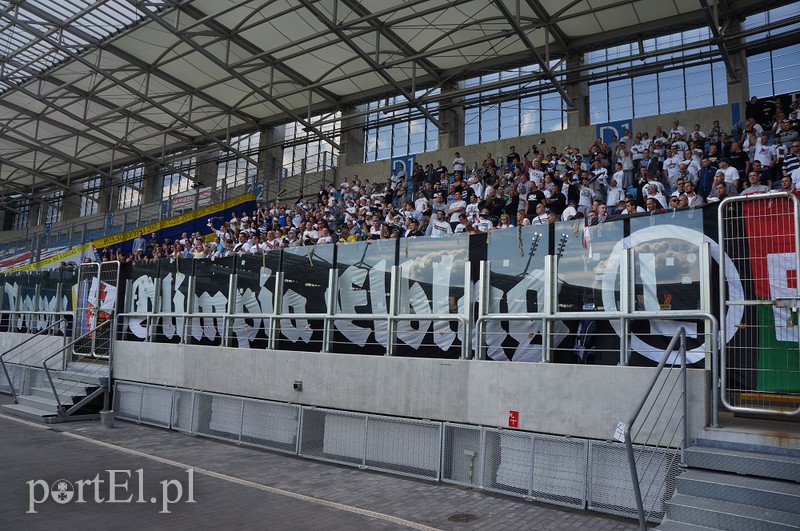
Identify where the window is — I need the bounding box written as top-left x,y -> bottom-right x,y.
363,92 -> 439,162
463,63 -> 567,143
161,154 -> 196,201
42,191 -> 63,224
10,197 -> 31,231
283,113 -> 339,175
81,177 -> 102,216
587,27 -> 727,123
219,132 -> 262,188
117,166 -> 144,210
748,43 -> 800,98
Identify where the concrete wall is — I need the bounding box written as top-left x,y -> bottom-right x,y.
113,341 -> 709,444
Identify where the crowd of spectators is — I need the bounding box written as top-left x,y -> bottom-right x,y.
97,95 -> 800,262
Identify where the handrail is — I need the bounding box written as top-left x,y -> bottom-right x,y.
623,326 -> 687,531
42,320 -> 111,417
0,317 -> 68,403
116,311 -> 469,358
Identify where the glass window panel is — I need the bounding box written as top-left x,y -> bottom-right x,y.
395,235 -> 468,359
332,239 -> 397,355
481,104 -> 500,142
590,84 -> 609,124
658,70 -> 686,113
520,95 -> 540,135
465,107 -> 480,145
685,65 -> 713,111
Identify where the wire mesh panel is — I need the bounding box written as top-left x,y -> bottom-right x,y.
299,407 -> 366,467
719,194 -> 800,415
171,388 -> 196,433
364,415 -> 441,480
531,434 -> 588,509
113,381 -> 144,421
588,441 -> 678,522
482,428 -> 534,498
441,423 -> 483,487
194,392 -> 245,443
139,385 -> 174,428
240,398 -> 300,454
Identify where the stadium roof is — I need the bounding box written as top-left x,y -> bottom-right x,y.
0,0 -> 795,207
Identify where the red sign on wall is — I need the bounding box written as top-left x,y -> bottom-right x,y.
508,410 -> 519,428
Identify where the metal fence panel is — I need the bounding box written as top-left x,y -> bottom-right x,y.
241,398 -> 300,454
441,423 -> 483,487
113,381 -> 143,421
194,392 -> 245,443
299,407 -> 366,467
365,415 -> 441,480
171,388 -> 196,433
482,428 -> 534,498
531,434 -> 587,509
139,385 -> 174,428
588,440 -> 678,522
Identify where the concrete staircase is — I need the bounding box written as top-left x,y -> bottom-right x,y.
656,417 -> 800,530
1,363 -> 108,423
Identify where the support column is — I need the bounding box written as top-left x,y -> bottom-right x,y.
95,177 -> 118,214
725,21 -> 749,120
258,124 -> 285,202
566,53 -> 589,130
339,105 -> 366,168
196,149 -> 219,189
142,163 -> 163,204
61,187 -> 82,220
438,81 -> 465,151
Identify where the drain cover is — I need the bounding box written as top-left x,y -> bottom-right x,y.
447,513 -> 478,522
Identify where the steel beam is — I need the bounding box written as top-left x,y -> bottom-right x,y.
492,0 -> 574,109
128,0 -> 342,150
699,0 -> 740,82
298,0 -> 444,131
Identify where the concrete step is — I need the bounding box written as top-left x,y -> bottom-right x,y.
17,394 -> 61,411
666,493 -> 800,530
684,446 -> 800,483
0,403 -> 58,422
29,386 -> 81,403
677,469 -> 800,514
56,371 -> 106,387
654,519 -> 716,531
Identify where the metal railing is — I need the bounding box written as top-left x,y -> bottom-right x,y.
622,327 -> 689,529
42,320 -> 112,418
0,317 -> 69,403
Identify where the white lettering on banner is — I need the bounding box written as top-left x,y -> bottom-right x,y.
333,265 -> 372,346
160,272 -> 186,340
601,225 -> 744,363
231,267 -> 273,348
767,252 -> 799,342
2,281 -> 68,333
369,262 -> 389,346
396,259 -> 437,350
279,289 -> 312,343
432,254 -> 457,351
128,275 -> 156,338
192,292 -> 228,341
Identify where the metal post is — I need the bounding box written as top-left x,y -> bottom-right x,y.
681,328 -> 688,465
225,273 -> 238,348
183,273 -> 196,345
461,261 -> 472,360
542,255 -> 557,362
476,260 -> 490,360
619,249 -> 632,366
323,268 -> 337,353
269,272 -> 283,350
386,266 -> 399,356
625,433 -> 647,531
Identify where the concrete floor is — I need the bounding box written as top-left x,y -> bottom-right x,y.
0,397 -> 639,530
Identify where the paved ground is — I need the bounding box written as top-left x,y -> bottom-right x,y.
0,400 -> 638,530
